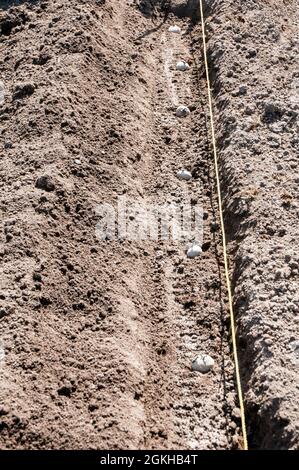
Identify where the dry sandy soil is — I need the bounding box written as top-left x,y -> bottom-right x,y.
0,0 -> 298,450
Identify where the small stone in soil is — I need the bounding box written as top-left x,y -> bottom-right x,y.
35,175 -> 55,192
176,105 -> 191,117
192,354 -> 214,373
177,169 -> 192,181
290,340 -> 299,354
33,272 -> 42,282
13,82 -> 35,100
239,85 -> 247,95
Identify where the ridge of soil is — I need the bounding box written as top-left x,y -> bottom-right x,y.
204,0 -> 299,449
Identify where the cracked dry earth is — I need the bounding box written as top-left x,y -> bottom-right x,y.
0,0 -> 299,451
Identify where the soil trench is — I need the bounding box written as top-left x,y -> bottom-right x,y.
3,0 -> 298,451
0,0 -> 243,449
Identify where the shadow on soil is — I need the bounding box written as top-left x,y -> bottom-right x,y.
0,0 -> 39,9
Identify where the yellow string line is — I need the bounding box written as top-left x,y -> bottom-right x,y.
198,0 -> 248,450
